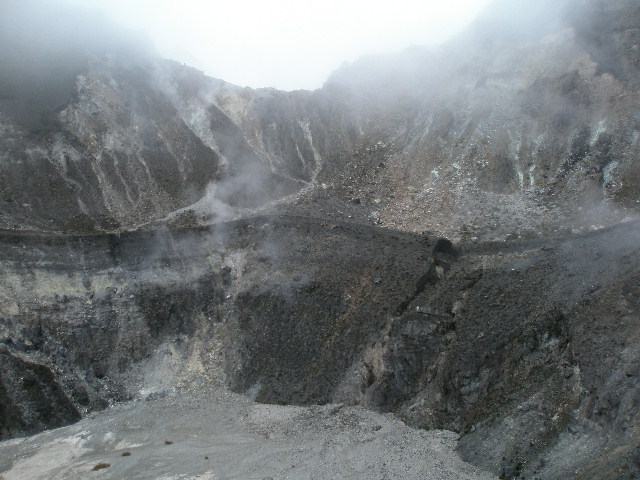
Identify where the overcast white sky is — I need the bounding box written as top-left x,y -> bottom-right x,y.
65,0 -> 492,91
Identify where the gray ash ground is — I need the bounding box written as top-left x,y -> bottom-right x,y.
0,387 -> 494,480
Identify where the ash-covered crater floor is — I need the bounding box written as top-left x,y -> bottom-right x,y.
0,387 -> 494,480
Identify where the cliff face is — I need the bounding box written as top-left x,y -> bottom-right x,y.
2,216 -> 640,479
0,1 -> 315,232
2,0 -> 640,238
228,0 -> 640,239
2,1 -> 640,479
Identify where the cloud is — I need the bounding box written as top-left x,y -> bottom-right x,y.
63,0 -> 492,90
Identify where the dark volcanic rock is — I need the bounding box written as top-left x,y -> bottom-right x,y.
1,1 -> 640,479
1,216 -> 640,479
0,348 -> 82,439
0,216 -> 436,436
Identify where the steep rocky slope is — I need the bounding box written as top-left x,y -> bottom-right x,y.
1,0 -> 640,479
238,0 -> 640,240
2,215 -> 639,479
3,0 -> 640,238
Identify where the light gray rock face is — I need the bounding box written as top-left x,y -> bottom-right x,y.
285,0 -> 640,239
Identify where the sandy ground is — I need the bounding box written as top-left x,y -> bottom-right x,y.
0,387 -> 496,480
